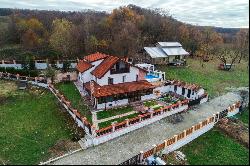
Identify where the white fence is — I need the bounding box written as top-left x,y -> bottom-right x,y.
0,60 -> 77,70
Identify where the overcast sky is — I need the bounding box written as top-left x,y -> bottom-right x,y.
0,0 -> 249,28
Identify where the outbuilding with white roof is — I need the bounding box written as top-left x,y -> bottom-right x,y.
143,42 -> 189,65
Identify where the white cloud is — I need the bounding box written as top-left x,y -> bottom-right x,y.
0,0 -> 248,28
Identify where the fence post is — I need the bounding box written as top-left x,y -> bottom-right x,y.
139,151 -> 144,163
138,115 -> 143,122
164,140 -> 168,148
125,119 -> 129,127
150,112 -> 153,118
183,130 -> 186,137
199,122 -> 203,128
111,121 -> 117,132
174,135 -> 178,143
91,125 -> 97,137
73,109 -> 77,120
152,144 -> 157,154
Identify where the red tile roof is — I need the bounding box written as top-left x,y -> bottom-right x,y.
91,56 -> 120,79
83,52 -> 109,62
76,60 -> 93,72
84,80 -> 155,98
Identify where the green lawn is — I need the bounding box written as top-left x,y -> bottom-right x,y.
96,105 -> 134,120
55,82 -> 92,123
236,107 -> 249,125
98,113 -> 139,129
180,129 -> 249,165
143,100 -> 158,107
0,80 -> 73,165
158,58 -> 249,97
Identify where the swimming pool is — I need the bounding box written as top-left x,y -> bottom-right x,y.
145,74 -> 159,79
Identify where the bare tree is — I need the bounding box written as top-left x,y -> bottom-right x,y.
214,44 -> 240,71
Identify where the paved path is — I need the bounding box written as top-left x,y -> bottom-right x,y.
51,92 -> 241,165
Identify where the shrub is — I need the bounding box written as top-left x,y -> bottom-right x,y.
0,67 -> 39,77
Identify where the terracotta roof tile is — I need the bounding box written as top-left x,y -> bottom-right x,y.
83,52 -> 109,62
91,56 -> 120,79
76,60 -> 93,72
84,80 -> 155,98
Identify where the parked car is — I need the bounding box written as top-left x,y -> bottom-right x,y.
218,63 -> 235,71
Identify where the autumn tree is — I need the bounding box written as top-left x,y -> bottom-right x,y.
16,18 -> 47,50
104,7 -> 144,57
234,29 -> 249,63
49,18 -> 75,58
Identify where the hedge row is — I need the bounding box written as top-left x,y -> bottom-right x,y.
0,67 -> 39,77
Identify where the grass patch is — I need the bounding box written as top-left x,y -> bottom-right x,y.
96,105 -> 133,120
158,58 -> 249,97
143,100 -> 158,107
236,107 -> 249,125
152,105 -> 164,110
98,113 -> 139,129
55,82 -> 92,123
180,129 -> 249,165
0,80 -> 73,165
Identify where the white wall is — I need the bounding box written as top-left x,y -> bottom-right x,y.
96,66 -> 140,86
79,60 -> 103,84
96,99 -> 129,109
141,94 -> 157,101
0,64 -> 22,69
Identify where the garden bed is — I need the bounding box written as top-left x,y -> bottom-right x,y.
96,105 -> 134,120
98,113 -> 139,129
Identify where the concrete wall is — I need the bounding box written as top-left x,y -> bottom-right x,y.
96,99 -> 129,110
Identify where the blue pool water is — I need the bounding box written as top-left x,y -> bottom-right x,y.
145,74 -> 159,79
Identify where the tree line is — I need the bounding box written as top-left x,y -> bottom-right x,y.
0,5 -> 249,66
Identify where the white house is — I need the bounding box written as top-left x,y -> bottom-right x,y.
144,42 -> 189,65
76,52 -> 156,110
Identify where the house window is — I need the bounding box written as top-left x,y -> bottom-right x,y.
175,55 -> 180,60
174,85 -> 177,91
122,75 -> 126,83
182,88 -> 185,95
108,77 -> 113,85
136,75 -> 139,81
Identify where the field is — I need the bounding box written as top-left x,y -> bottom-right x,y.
158,58 -> 249,97
0,80 -> 74,165
180,129 -> 249,165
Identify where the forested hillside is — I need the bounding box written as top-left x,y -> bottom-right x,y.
0,5 -> 248,61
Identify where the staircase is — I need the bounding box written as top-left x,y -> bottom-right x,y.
131,101 -> 145,113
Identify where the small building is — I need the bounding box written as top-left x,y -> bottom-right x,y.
76,52 -> 156,110
143,42 -> 189,65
